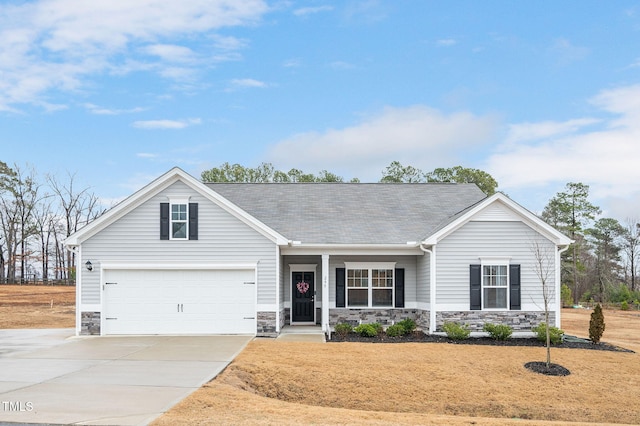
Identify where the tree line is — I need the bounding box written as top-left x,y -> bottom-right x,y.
201,161 -> 498,194
0,161 -> 103,284
2,158 -> 639,307
202,162 -> 639,305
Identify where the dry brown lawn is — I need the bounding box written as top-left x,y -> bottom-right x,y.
0,284 -> 75,328
1,286 -> 638,425
157,309 -> 640,426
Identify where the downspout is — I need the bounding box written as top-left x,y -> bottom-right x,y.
275,245 -> 281,333
420,243 -> 436,334
556,244 -> 571,328
66,244 -> 81,336
322,254 -> 330,339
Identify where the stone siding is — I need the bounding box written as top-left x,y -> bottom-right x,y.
436,311 -> 554,332
329,308 -> 429,331
257,311 -> 277,337
279,307 -> 286,330
81,311 -> 100,335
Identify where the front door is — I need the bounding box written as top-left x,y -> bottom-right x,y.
292,271 -> 315,323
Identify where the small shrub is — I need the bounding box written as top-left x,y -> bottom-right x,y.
483,323 -> 513,340
354,323 -> 380,337
621,300 -> 629,311
371,322 -> 383,334
334,322 -> 353,337
561,283 -> 573,307
589,303 -> 606,344
532,323 -> 564,345
385,324 -> 405,337
397,318 -> 417,334
442,322 -> 471,340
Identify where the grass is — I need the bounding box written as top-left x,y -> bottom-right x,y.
0,284 -> 75,328
1,285 -> 638,425
155,309 -> 640,425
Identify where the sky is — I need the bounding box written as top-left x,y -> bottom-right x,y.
2,1 -> 640,223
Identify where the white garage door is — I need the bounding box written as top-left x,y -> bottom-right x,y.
102,269 -> 256,335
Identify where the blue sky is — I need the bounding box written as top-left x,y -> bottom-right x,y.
2,1 -> 640,222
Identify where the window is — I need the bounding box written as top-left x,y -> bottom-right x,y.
482,264 -> 508,309
345,262 -> 395,308
171,203 -> 188,239
160,201 -> 197,241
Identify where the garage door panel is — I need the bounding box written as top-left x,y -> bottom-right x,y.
103,269 -> 256,335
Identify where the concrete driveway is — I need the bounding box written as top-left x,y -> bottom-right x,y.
0,329 -> 252,425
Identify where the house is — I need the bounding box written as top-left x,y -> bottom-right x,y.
65,167 -> 572,337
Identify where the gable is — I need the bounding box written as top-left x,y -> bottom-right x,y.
470,203 -> 521,222
422,193 -> 573,247
65,168 -> 287,247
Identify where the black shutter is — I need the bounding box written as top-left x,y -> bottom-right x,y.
336,268 -> 346,308
188,203 -> 198,240
470,264 -> 481,310
395,268 -> 405,308
160,203 -> 169,240
509,264 -> 521,310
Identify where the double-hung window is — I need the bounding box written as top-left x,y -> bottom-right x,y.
171,203 -> 188,240
482,264 -> 508,309
345,262 -> 395,308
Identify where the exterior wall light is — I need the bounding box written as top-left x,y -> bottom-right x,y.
85,260 -> 93,271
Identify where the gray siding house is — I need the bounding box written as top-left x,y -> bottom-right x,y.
65,167 -> 572,337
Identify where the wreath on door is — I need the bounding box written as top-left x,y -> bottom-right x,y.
296,281 -> 310,294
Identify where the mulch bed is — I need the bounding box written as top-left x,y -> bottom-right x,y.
327,332 -> 634,353
524,361 -> 571,376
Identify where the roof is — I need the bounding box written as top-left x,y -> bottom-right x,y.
207,182 -> 487,244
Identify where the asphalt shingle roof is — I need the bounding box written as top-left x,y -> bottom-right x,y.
207,183 -> 487,245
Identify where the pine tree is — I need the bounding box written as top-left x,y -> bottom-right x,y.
589,303 -> 606,344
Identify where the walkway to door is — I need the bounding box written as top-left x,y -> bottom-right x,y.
277,325 -> 325,342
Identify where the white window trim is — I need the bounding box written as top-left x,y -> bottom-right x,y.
344,262 -> 396,309
169,197 -> 190,241
479,257 -> 510,310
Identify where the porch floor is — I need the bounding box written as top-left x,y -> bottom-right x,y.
277,325 -> 325,343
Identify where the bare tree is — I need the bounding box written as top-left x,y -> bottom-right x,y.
622,218 -> 640,292
33,196 -> 56,284
531,239 -> 556,368
48,172 -> 104,283
0,165 -> 46,284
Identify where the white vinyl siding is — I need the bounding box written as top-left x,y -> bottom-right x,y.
80,181 -> 277,305
436,221 -> 556,308
416,251 -> 430,304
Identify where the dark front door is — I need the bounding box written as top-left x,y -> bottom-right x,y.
292,271 -> 314,323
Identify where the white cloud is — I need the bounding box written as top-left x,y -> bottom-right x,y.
229,78 -> 268,89
293,6 -> 333,16
266,105 -> 498,180
436,38 -> 457,47
549,37 -> 590,66
136,152 -> 159,159
487,84 -> 640,218
283,58 -> 301,68
84,103 -> 144,115
132,118 -> 201,129
329,61 -> 355,70
0,0 -> 269,110
505,118 -> 600,144
143,44 -> 197,63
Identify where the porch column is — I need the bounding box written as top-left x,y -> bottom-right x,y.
322,254 -> 330,334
